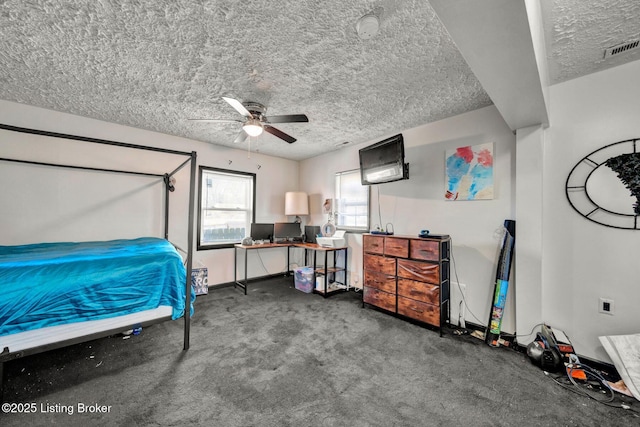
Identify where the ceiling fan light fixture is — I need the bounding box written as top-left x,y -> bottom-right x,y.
243,119 -> 263,137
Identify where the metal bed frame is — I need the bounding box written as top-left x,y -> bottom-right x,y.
0,123 -> 197,401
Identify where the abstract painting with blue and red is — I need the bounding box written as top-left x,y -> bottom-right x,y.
445,143 -> 494,200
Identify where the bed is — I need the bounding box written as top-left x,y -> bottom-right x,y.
0,237 -> 192,337
0,123 -> 197,401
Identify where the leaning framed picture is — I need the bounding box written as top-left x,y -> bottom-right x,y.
191,267 -> 209,295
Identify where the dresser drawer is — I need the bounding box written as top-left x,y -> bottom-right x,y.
397,296 -> 440,326
364,253 -> 396,275
363,235 -> 384,254
410,239 -> 439,261
397,259 -> 440,284
364,270 -> 396,293
363,287 -> 396,312
384,237 -> 409,258
397,278 -> 439,305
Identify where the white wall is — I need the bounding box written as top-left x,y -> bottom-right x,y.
0,100 -> 301,285
543,60 -> 640,362
300,105 -> 517,332
514,125 -> 544,345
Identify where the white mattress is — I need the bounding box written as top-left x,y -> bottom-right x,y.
0,306 -> 172,354
599,333 -> 640,401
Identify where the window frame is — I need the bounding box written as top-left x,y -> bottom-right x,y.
334,169 -> 370,233
197,166 -> 256,250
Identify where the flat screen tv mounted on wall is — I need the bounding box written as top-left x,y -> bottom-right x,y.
359,134 -> 409,185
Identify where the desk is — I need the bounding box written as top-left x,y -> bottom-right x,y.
233,242 -> 291,295
233,242 -> 348,296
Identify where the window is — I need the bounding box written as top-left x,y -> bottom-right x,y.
335,169 -> 369,231
198,167 -> 255,249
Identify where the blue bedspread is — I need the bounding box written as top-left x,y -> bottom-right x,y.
0,237 -> 192,337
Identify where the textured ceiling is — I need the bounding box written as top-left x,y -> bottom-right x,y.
542,0 -> 640,85
0,1 -> 638,160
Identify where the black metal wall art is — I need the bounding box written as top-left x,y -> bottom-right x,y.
565,138 -> 640,230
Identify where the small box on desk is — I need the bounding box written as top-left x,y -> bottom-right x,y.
294,267 -> 314,293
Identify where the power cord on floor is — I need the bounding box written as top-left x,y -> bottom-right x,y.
543,331 -> 639,415
548,366 -> 638,414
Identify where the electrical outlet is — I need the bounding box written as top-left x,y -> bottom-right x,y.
599,298 -> 614,315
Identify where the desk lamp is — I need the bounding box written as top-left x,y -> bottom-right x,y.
285,191 -> 309,223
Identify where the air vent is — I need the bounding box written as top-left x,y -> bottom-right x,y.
604,39 -> 640,58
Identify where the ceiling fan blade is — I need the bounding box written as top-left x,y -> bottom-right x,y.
188,118 -> 243,123
233,129 -> 248,144
265,114 -> 309,124
222,96 -> 252,118
264,125 -> 296,143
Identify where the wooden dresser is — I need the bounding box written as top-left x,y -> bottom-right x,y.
362,233 -> 450,335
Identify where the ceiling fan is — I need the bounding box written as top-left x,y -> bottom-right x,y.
189,97 -> 309,144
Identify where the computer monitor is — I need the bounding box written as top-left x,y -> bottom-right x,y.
250,223 -> 274,243
305,225 -> 321,243
274,222 -> 302,242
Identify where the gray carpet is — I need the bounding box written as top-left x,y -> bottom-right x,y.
2,277 -> 638,426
